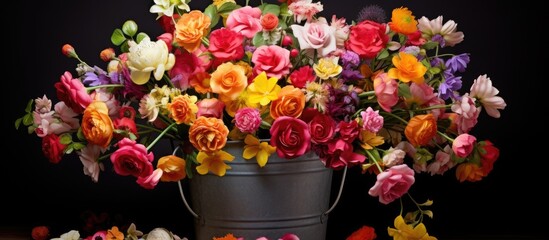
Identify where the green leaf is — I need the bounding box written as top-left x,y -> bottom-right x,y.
398,34 -> 406,44
64,145 -> 74,154
369,149 -> 381,160
128,132 -> 137,141
59,133 -> 73,145
77,127 -> 85,141
27,125 -> 36,134
14,118 -> 22,129
72,142 -> 86,151
422,41 -> 439,50
204,4 -> 220,28
120,40 -> 130,53
260,120 -> 271,129
217,2 -> 239,14
22,113 -> 33,126
25,99 -> 34,113
122,20 -> 138,37
377,49 -> 389,60
398,83 -> 411,98
252,33 -> 265,47
260,3 -> 280,16
111,28 -> 126,46
429,67 -> 441,75
279,3 -> 290,17
136,32 -> 149,43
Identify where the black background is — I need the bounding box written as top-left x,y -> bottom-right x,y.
3,0 -> 543,239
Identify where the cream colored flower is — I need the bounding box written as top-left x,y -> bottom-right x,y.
139,94 -> 160,122
150,0 -> 191,18
127,37 -> 175,85
469,74 -> 506,118
313,57 -> 342,80
51,230 -> 80,240
418,16 -> 464,47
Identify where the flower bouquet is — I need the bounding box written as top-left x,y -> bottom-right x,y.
16,0 -> 506,239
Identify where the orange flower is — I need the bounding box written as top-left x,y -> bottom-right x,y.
157,155 -> 187,182
81,100 -> 114,148
455,163 -> 484,182
189,116 -> 229,152
389,7 -> 418,35
347,225 -> 377,240
404,114 -> 437,147
213,233 -> 238,240
388,52 -> 427,84
210,62 -> 248,101
167,94 -> 198,124
261,13 -> 279,31
189,72 -> 212,94
270,85 -> 305,119
175,10 -> 211,53
106,226 -> 124,240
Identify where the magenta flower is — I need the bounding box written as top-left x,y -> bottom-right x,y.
361,107 -> 384,133
452,133 -> 476,158
110,138 -> 154,178
54,71 -> 92,114
270,116 -> 311,159
234,107 -> 262,134
137,169 -> 163,189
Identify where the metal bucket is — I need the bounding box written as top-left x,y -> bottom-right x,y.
178,141 -> 343,240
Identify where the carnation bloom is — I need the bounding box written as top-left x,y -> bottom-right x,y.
417,15 -> 464,47
360,107 -> 384,133
54,71 -> 92,114
196,150 -> 235,176
234,107 -> 262,134
127,37 -> 176,85
469,74 -> 506,118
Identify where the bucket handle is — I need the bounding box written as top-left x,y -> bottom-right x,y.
173,146 -> 201,220
321,166 -> 347,223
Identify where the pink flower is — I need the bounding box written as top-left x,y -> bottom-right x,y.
110,138 -> 154,178
288,0 -> 323,23
252,45 -> 292,79
41,134 -> 66,164
345,20 -> 388,59
78,144 -> 104,182
427,145 -> 455,176
157,32 -> 173,52
325,139 -> 366,169
308,113 -> 336,144
361,107 -> 384,133
280,233 -> 300,240
33,102 -> 79,137
34,95 -> 52,114
54,101 -> 81,129
208,28 -> 245,62
373,73 -> 399,112
87,231 -> 106,240
451,94 -> 480,134
270,116 -> 310,159
452,133 -> 476,158
408,82 -> 436,107
90,89 -> 121,118
330,15 -> 350,49
137,169 -> 163,189
469,74 -> 506,118
368,164 -> 415,204
226,6 -> 262,38
288,66 -> 315,88
234,107 -> 262,133
291,18 -> 336,57
197,98 -> 225,119
54,71 -> 92,114
170,47 -> 209,90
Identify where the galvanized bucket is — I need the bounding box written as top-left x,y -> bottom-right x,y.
177,141 -> 347,240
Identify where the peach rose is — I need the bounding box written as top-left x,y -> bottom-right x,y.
189,116 -> 229,152
404,114 -> 437,147
210,62 -> 248,100
189,72 -> 212,94
167,94 -> 199,124
270,85 -> 306,119
175,10 -> 211,52
157,155 -> 187,182
81,100 -> 114,148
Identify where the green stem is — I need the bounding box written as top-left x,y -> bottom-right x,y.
98,152 -> 113,162
146,122 -> 178,151
407,193 -> 424,223
399,198 -> 404,216
163,74 -> 175,88
201,37 -> 209,47
136,123 -> 178,139
412,104 -> 451,112
437,130 -> 454,142
365,150 -> 383,173
381,111 -> 408,125
86,84 -> 125,92
358,91 -> 375,99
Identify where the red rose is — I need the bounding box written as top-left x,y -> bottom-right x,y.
42,134 -> 66,164
337,120 -> 360,142
54,71 -> 92,114
309,114 -> 336,144
345,20 -> 388,59
479,140 -> 499,175
270,116 -> 311,159
260,13 -> 279,31
208,28 -> 245,63
110,138 -> 154,178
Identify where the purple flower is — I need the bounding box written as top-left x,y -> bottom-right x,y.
340,69 -> 363,83
430,57 -> 444,68
438,75 -> 462,100
83,67 -> 113,86
432,34 -> 445,48
341,50 -> 360,68
327,84 -> 359,121
445,53 -> 470,73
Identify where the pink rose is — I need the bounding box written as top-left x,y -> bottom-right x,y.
270,116 -> 311,159
452,133 -> 476,158
110,138 -> 154,178
345,20 -> 388,59
288,66 -> 315,88
234,107 -> 261,134
373,73 -> 399,112
41,134 -> 66,164
226,6 -> 262,39
368,164 -> 415,204
308,113 -> 336,144
208,28 -> 245,62
137,169 -> 163,189
252,45 -> 292,79
197,98 -> 225,119
170,47 -> 210,90
361,107 -> 384,133
54,71 -> 92,114
291,18 -> 336,57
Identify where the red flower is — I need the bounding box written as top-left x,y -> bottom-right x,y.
31,226 -> 49,240
347,225 -> 377,240
270,116 -> 311,159
54,71 -> 92,114
345,20 -> 388,59
208,28 -> 245,62
479,140 -> 499,176
42,134 -> 66,164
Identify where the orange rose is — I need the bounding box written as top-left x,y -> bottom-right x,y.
270,85 -> 305,119
260,13 -> 279,31
167,94 -> 198,124
404,114 -> 437,147
189,72 -> 212,94
189,116 -> 229,152
175,10 -> 211,53
455,163 -> 484,182
81,100 -> 114,148
157,155 -> 187,182
210,62 -> 248,101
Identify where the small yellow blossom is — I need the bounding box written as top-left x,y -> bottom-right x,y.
388,215 -> 437,240
196,150 -> 235,176
313,57 -> 342,80
243,134 -> 276,167
247,71 -> 281,106
388,52 -> 427,84
213,0 -> 236,8
359,130 -> 384,150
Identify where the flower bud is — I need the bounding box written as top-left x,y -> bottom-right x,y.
282,35 -> 293,46
61,44 -> 76,58
100,48 -> 115,62
290,48 -> 299,58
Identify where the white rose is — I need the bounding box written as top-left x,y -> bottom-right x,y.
127,37 -> 175,85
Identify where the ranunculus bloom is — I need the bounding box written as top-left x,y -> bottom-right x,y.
479,140 -> 499,176
127,37 -> 176,85
387,52 -> 427,84
210,62 -> 248,101
368,164 -> 415,204
345,20 -> 388,59
261,13 -> 279,31
404,114 -> 437,147
189,72 -> 212,94
189,116 -> 229,152
452,133 -> 476,158
175,10 -> 211,52
81,100 -> 114,148
208,28 -> 245,62
54,71 -> 92,114
225,6 -> 262,38
270,85 -> 306,119
270,116 -> 311,159
137,169 -> 163,189
373,72 -> 399,112
167,94 -> 199,124
291,18 -> 336,57
157,155 -> 187,182
110,138 -> 154,178
197,98 -> 225,119
455,163 -> 484,182
288,66 -> 315,88
234,107 -> 262,133
252,45 -> 292,79
389,7 -> 418,35
309,113 -> 336,144
41,134 -> 66,164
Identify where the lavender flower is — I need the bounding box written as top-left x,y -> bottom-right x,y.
445,53 -> 470,73
432,34 -> 446,48
430,57 -> 445,68
341,50 -> 360,68
438,75 -> 462,100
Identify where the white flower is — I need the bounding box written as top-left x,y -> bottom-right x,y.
145,228 -> 176,240
34,95 -> 52,114
78,144 -> 104,182
127,37 -> 175,85
469,74 -> 506,118
150,0 -> 190,18
139,94 -> 160,122
51,230 -> 80,240
417,16 -> 464,47
382,147 -> 406,168
291,17 -> 336,57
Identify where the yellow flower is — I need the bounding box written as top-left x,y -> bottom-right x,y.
388,215 -> 437,240
313,57 -> 342,80
243,134 -> 276,167
388,52 -> 427,84
359,130 -> 384,150
196,150 -> 235,176
213,0 -> 236,9
106,226 -> 124,240
223,90 -> 260,117
389,7 -> 418,35
247,71 -> 281,106
157,155 -> 187,182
